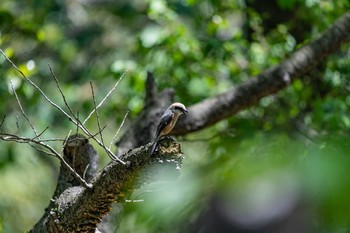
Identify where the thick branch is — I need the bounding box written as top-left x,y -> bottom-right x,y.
171,11 -> 350,135
31,138 -> 183,232
115,11 -> 350,153
31,134 -> 99,232
26,10 -> 350,233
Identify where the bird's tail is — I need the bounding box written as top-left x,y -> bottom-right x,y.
149,138 -> 159,156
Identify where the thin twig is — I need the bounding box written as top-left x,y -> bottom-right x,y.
29,144 -> 57,157
72,112 -> 80,165
37,138 -> 67,142
1,49 -> 125,164
82,70 -> 128,125
0,49 -> 75,125
86,125 -> 106,139
48,64 -> 77,121
38,140 -> 92,189
0,132 -> 92,188
83,164 -> 90,180
109,110 -> 129,150
60,130 -> 72,155
76,111 -> 80,136
90,82 -> 105,146
90,81 -> 113,160
0,115 -> 6,129
10,81 -> 38,135
15,115 -> 20,134
0,133 -> 35,143
32,126 -> 49,140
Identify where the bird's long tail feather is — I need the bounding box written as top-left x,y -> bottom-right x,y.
149,139 -> 159,156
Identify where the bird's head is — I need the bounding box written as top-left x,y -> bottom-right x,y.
169,102 -> 188,115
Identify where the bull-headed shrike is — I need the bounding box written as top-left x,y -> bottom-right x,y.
149,102 -> 188,155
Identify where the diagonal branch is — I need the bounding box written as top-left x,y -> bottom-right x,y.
115,11 -> 350,155
90,81 -> 111,158
0,49 -> 125,164
31,126 -> 49,140
82,70 -> 128,125
48,64 -> 77,121
10,81 -> 40,138
171,10 -> 350,135
30,137 -> 183,232
8,10 -> 350,233
109,110 -> 129,150
0,132 -> 92,188
0,115 -> 6,129
0,50 -> 76,125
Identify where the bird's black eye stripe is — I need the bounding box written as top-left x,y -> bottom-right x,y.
174,106 -> 188,113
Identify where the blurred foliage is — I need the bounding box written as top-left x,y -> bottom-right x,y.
118,132 -> 350,232
0,0 -> 350,232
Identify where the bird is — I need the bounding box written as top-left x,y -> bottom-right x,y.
149,102 -> 188,156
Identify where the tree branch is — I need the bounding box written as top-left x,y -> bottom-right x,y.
3,9 -> 350,233
82,71 -> 127,126
115,12 -> 350,155
31,137 -> 183,232
171,11 -> 350,135
0,49 -> 125,163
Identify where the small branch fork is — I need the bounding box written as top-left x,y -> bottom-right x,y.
0,49 -> 129,188
0,132 -> 92,188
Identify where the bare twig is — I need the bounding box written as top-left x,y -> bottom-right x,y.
0,115 -> 6,129
0,132 -> 92,188
37,138 -> 67,142
75,111 -> 80,136
0,50 -> 130,189
85,125 -> 106,139
40,141 -> 92,188
48,64 -> 77,121
0,50 -> 75,125
15,115 -> 20,134
83,164 -> 90,180
90,82 -> 105,146
82,70 -> 128,125
30,144 -> 57,157
109,110 -> 129,150
0,49 -> 126,165
60,130 -> 72,155
0,50 -> 125,164
32,126 -> 49,140
90,81 -> 116,161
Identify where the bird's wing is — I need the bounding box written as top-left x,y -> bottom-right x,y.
155,110 -> 173,138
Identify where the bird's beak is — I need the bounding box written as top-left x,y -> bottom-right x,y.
182,108 -> 189,114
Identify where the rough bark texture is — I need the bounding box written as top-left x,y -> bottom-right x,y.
30,11 -> 350,233
168,11 -> 350,134
31,136 -> 183,233
114,12 -> 350,154
31,134 -> 99,233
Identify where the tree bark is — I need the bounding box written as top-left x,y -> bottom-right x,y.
31,137 -> 183,233
115,12 -> 350,153
171,11 -> 350,135
30,11 -> 350,232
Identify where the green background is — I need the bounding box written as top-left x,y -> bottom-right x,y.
0,0 -> 350,232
